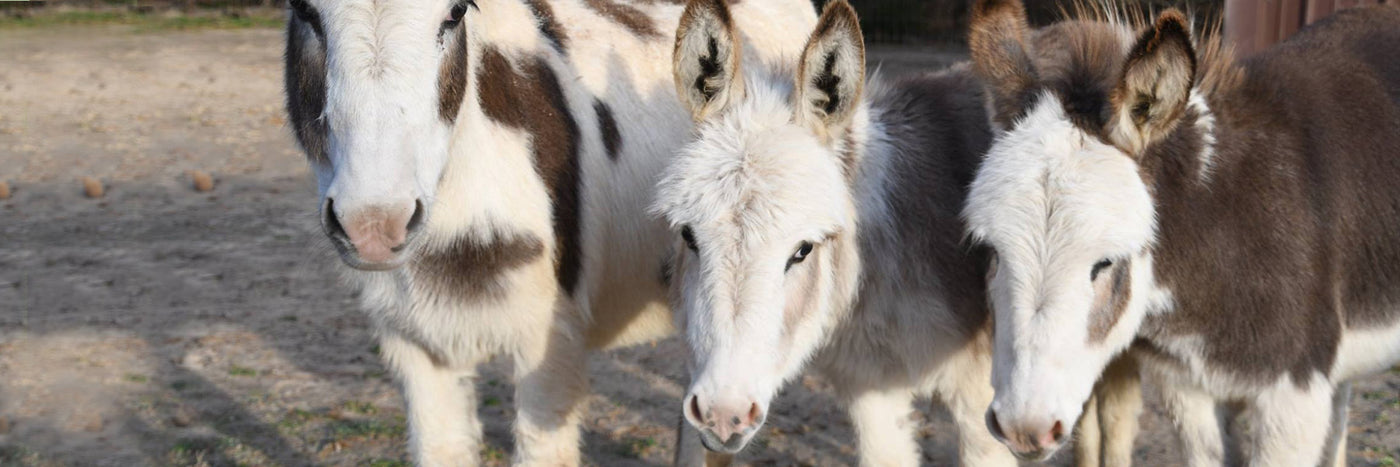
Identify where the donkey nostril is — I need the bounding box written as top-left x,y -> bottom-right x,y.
1050,420 -> 1065,443
322,198 -> 348,241
747,402 -> 762,426
404,199 -> 425,235
686,394 -> 705,426
985,409 -> 1007,441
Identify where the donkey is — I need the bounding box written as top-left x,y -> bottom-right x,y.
283,0 -> 815,464
653,1 -> 1028,463
963,0 -> 1400,463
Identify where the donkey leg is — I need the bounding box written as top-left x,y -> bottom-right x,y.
846,388 -> 920,467
381,333 -> 481,467
934,344 -> 1018,467
1244,375 -> 1334,467
511,303 -> 588,467
1094,356 -> 1142,467
1156,374 -> 1225,467
1318,383 -> 1351,467
1075,393 -> 1104,467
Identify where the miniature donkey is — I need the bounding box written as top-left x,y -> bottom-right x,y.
656,0 -> 1139,464
964,0 -> 1400,464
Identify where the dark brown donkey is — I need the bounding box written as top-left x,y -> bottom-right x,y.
961,0 -> 1400,464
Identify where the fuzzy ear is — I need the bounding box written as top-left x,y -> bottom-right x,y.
673,0 -> 744,121
968,0 -> 1040,130
793,0 -> 865,143
1108,10 -> 1196,155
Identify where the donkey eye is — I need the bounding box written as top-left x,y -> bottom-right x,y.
786,242 -> 814,271
444,0 -> 472,27
1091,259 -> 1114,281
680,226 -> 698,252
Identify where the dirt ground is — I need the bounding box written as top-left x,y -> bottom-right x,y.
1,22 -> 1397,467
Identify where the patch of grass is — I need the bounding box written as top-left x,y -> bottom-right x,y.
170,380 -> 193,391
621,437 -> 658,459
328,417 -> 407,442
481,445 -> 507,462
124,373 -> 149,383
228,365 -> 257,377
482,396 -> 502,407
343,400 -> 377,415
1380,455 -> 1398,467
280,315 -> 297,322
0,10 -> 283,31
278,408 -> 319,431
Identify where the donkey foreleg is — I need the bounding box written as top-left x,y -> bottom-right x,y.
1086,355 -> 1142,467
932,345 -> 1018,467
846,388 -> 920,466
1243,374 -> 1334,467
1318,383 -> 1351,467
381,333 -> 482,467
511,304 -> 589,467
1156,372 -> 1225,467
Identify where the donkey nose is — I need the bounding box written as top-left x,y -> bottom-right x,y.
683,392 -> 764,453
323,198 -> 424,268
985,408 -> 1065,460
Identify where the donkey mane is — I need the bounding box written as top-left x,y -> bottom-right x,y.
1051,0 -> 1242,97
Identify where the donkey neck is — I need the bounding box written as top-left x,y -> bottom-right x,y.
845,66 -> 995,334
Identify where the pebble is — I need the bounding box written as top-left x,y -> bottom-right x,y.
171,408 -> 193,427
0,415 -> 10,434
191,170 -> 214,192
81,176 -> 104,198
0,181 -> 10,200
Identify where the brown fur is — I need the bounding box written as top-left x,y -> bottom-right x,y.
1138,5 -> 1400,385
525,0 -> 570,54
438,26 -> 470,123
593,99 -> 623,161
969,0 -> 1041,129
478,47 -> 585,293
583,0 -> 663,38
412,232 -> 546,302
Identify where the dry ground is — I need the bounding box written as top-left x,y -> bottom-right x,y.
1,20 -> 1397,467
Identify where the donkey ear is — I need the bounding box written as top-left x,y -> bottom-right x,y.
1108,10 -> 1196,155
793,0 -> 865,142
968,0 -> 1040,130
673,0 -> 744,122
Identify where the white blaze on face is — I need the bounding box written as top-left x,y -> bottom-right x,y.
654,83 -> 860,450
963,93 -> 1158,443
314,0 -> 458,227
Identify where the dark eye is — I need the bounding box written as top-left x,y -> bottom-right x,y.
443,1 -> 471,28
786,242 -> 814,271
1091,259 -> 1113,281
681,226 -> 698,252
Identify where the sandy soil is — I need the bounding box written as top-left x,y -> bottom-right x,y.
1,24 -> 1397,467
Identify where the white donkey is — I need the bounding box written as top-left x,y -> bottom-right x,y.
964,0 -> 1400,464
282,0 -> 814,464
655,1 -> 1027,464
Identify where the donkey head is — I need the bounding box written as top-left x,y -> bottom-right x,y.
963,0 -> 1196,460
655,0 -> 864,454
285,0 -> 473,270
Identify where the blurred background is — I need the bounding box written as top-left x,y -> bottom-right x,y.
1,0 -> 1396,466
